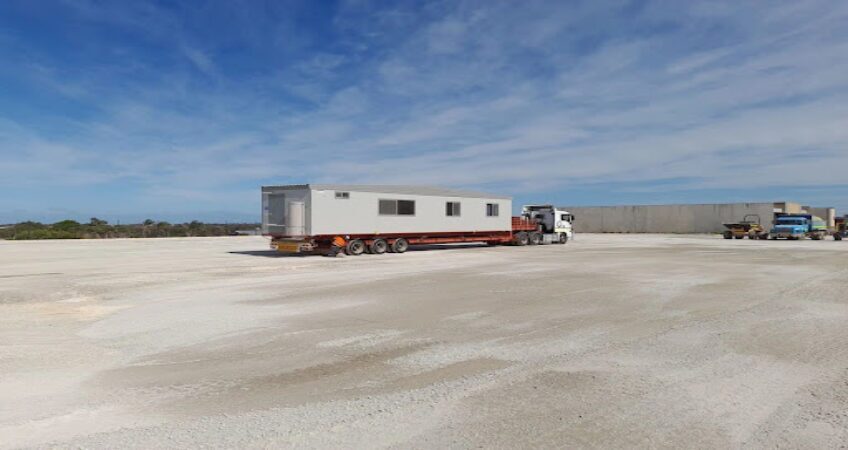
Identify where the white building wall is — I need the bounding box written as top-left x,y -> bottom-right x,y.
309,188 -> 511,235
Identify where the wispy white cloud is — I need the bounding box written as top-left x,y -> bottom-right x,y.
2,0 -> 847,221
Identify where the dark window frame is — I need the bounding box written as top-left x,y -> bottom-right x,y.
335,191 -> 350,199
486,203 -> 500,217
446,201 -> 461,217
378,199 -> 415,216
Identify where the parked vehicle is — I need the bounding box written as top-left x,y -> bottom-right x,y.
834,216 -> 846,241
769,213 -> 829,240
722,214 -> 769,240
261,184 -> 574,255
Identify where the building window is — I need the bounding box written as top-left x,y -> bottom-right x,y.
379,199 -> 415,216
335,191 -> 350,199
486,203 -> 499,217
398,200 -> 415,215
446,201 -> 461,217
379,199 -> 396,215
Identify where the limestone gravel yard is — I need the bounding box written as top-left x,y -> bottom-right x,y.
1,235 -> 848,448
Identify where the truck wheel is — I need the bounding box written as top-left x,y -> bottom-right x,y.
529,232 -> 542,245
559,233 -> 568,244
723,231 -> 733,239
370,239 -> 388,254
391,238 -> 409,253
514,232 -> 529,246
835,234 -> 843,241
346,239 -> 365,255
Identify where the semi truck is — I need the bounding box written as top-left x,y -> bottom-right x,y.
769,213 -> 829,240
261,184 -> 574,255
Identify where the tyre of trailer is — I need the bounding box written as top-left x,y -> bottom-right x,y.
370,239 -> 388,254
514,232 -> 529,246
529,232 -> 542,245
391,238 -> 409,253
346,239 -> 366,255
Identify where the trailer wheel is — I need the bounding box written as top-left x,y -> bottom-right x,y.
391,238 -> 409,253
370,239 -> 388,254
346,239 -> 366,255
559,233 -> 568,244
514,232 -> 529,246
529,232 -> 542,245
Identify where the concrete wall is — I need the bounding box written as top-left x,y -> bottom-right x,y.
560,203 -> 779,234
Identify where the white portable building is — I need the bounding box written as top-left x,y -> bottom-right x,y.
261,184 -> 512,237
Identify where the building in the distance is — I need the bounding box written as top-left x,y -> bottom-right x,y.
560,202 -> 837,234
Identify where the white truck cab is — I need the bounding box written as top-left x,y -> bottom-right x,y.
522,204 -> 575,243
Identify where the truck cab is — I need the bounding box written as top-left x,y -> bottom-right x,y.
770,214 -> 828,240
522,205 -> 574,243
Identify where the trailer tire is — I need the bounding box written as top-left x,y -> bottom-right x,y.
346,239 -> 366,255
559,233 -> 568,244
370,239 -> 388,254
391,238 -> 409,253
514,232 -> 529,246
529,232 -> 542,245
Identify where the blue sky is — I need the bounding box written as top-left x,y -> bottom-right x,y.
1,0 -> 846,223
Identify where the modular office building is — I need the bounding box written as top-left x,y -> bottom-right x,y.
261,184 -> 512,237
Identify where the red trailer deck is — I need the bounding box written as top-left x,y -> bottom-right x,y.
271,216 -> 547,255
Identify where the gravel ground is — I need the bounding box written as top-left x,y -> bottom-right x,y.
1,234 -> 847,449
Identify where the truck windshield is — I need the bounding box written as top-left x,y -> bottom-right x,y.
777,219 -> 804,225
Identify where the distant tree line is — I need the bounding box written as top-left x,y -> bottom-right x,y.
0,218 -> 260,240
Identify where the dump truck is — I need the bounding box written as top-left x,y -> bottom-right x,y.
261,184 -> 574,255
769,213 -> 829,240
722,214 -> 769,240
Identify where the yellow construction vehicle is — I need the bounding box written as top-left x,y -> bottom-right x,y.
723,214 -> 769,240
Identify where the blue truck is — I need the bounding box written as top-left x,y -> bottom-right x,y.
769,213 -> 829,240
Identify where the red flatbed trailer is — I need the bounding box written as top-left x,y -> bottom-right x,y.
271,216 -> 545,255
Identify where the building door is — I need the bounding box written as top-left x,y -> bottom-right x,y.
265,193 -> 286,234
286,201 -> 306,236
